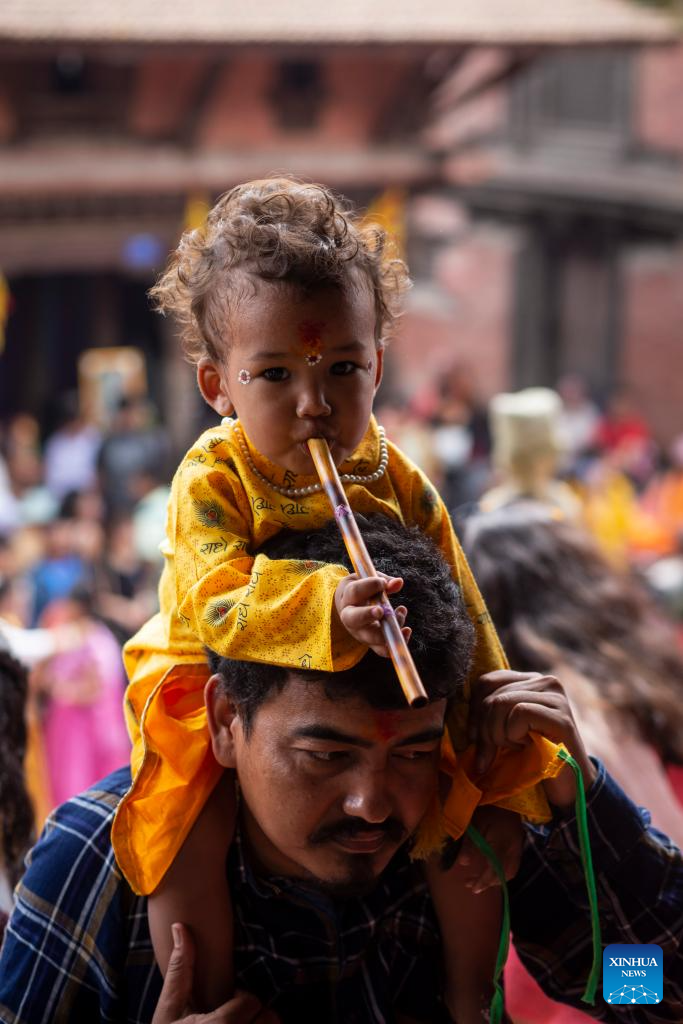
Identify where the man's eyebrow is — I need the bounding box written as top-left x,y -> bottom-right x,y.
290,725 -> 444,747
291,726 -> 372,747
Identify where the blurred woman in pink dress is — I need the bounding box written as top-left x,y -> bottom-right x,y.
38,591 -> 130,808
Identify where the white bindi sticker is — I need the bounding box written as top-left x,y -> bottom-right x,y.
237,369 -> 251,385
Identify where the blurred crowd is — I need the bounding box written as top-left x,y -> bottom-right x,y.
379,365 -> 683,619
0,390 -> 171,851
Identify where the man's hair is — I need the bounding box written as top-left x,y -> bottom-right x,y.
208,514 -> 475,735
149,177 -> 410,363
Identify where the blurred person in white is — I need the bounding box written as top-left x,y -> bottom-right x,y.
43,392 -> 101,503
128,464 -> 172,568
636,434 -> 683,619
0,449 -> 20,535
480,388 -> 581,519
463,500 -> 683,1022
0,566 -> 86,674
555,372 -> 600,476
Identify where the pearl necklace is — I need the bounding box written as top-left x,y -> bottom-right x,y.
229,421 -> 389,498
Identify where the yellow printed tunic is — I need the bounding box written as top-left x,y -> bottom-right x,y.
114,417 -> 564,894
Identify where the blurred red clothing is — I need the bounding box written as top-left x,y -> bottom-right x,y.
594,413 -> 649,453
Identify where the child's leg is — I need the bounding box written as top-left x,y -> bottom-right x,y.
425,854 -> 501,1023
426,806 -> 522,1022
148,771 -> 236,1012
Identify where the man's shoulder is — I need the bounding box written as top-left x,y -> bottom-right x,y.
27,767 -> 131,880
53,765 -> 132,824
0,767 -> 158,1024
10,765 -> 136,961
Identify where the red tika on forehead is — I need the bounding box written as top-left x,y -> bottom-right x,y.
298,320 -> 325,365
372,711 -> 400,742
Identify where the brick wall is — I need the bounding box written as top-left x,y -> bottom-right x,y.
621,243 -> 683,444
634,43 -> 683,156
391,207 -> 516,403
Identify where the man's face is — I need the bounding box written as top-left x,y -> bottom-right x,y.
223,678 -> 445,896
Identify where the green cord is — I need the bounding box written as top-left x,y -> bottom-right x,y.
465,752 -> 601,1020
465,823 -> 509,1024
557,748 -> 601,1004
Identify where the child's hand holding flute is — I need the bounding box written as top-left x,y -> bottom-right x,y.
308,437 -> 428,707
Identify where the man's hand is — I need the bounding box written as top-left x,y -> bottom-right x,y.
152,924 -> 280,1024
468,670 -> 597,807
334,572 -> 411,657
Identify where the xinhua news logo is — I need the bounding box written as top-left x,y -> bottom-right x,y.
603,944 -> 663,1005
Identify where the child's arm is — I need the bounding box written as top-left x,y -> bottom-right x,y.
425,806 -> 523,1023
426,855 -> 501,1023
148,771 -> 236,1012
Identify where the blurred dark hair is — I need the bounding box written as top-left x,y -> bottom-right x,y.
0,649 -> 34,887
463,502 -> 683,764
209,514 -> 474,735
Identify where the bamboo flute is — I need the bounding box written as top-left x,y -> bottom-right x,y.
307,437 -> 428,708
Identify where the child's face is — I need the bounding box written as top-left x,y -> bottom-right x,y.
197,279 -> 383,476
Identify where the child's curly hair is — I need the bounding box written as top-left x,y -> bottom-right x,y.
150,178 -> 411,363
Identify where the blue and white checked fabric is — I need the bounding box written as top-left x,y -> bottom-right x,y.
1,763 -> 682,1022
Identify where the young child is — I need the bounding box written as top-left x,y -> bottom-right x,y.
114,179 -> 567,1017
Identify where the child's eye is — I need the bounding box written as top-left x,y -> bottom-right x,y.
330,361 -> 360,376
261,367 -> 290,382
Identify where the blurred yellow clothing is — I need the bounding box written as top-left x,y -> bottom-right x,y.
24,701 -> 53,829
115,416 -> 562,894
581,468 -> 671,566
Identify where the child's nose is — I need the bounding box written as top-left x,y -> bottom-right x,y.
296,383 -> 332,418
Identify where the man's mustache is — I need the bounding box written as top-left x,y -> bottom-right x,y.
309,817 -> 406,846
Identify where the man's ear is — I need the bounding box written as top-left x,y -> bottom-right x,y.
205,674 -> 239,767
197,358 -> 234,417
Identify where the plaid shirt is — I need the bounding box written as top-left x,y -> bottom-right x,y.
0,767 -> 445,1023
510,762 -> 683,1021
0,763 -> 681,1023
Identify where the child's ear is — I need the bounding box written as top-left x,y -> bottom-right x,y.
205,674 -> 239,767
197,358 -> 234,417
373,345 -> 385,394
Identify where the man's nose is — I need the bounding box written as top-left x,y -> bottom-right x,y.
342,770 -> 393,823
296,381 -> 331,418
